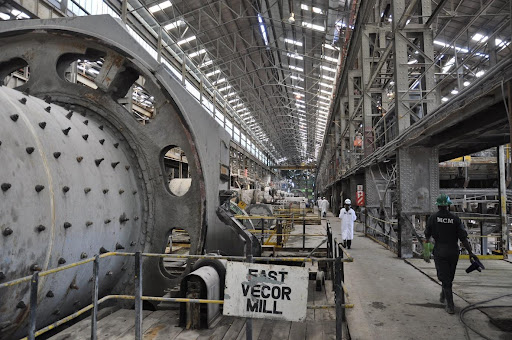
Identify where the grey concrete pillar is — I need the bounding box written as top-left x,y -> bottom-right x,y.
397,146 -> 439,258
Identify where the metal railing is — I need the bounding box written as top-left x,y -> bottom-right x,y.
235,214 -> 322,249
328,222 -> 354,338
1,246 -> 354,340
363,212 -> 399,253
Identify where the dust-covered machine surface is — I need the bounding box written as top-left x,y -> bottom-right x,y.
0,15 -> 258,339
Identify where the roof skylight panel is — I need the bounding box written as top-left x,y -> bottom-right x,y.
285,38 -> 303,47
323,44 -> 340,51
319,82 -> 333,88
218,85 -> 232,92
206,69 -> 221,77
321,74 -> 335,81
302,22 -> 325,32
164,20 -> 185,30
177,35 -> 196,45
289,65 -> 304,72
321,65 -> 337,72
148,0 -> 172,12
287,53 -> 304,60
199,60 -> 213,68
189,49 -> 206,58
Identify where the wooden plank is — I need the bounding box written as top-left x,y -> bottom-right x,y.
270,321 -> 291,340
220,317 -> 245,340
288,322 -> 307,340
256,319 -> 275,340
234,318 -> 266,340
323,281 -> 338,339
313,281 -> 329,322
97,310 -> 153,339
306,281 -> 315,322
322,321 -> 337,340
174,329 -> 202,340
49,309 -> 134,340
324,281 -> 336,321
47,306 -> 118,340
196,316 -> 234,340
116,310 -> 170,339
142,310 -> 184,340
308,275 -> 326,339
305,321 -> 324,340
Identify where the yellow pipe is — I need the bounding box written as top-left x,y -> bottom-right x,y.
234,215 -> 320,221
0,257 -> 96,289
2,252 -> 350,289
143,296 -> 224,304
21,294 -> 227,339
248,231 -> 326,237
365,233 -> 397,254
39,257 -> 96,277
459,254 -> 503,260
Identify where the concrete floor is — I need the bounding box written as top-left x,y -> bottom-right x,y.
325,214 -> 512,340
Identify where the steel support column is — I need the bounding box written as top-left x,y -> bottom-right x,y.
347,70 -> 362,168
393,0 -> 438,258
361,27 -> 374,158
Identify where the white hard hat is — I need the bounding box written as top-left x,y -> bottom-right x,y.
344,199 -> 351,205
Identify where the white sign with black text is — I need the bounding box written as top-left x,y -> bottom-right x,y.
223,262 -> 309,322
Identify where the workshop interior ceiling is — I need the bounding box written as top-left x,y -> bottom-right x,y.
0,0 -> 511,166
124,0 -> 348,166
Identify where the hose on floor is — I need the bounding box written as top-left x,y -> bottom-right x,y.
459,293 -> 512,340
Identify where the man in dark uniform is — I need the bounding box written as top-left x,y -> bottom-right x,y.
424,194 -> 478,314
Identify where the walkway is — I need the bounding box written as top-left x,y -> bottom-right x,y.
325,214 -> 512,340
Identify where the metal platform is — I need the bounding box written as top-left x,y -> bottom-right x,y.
47,280 -> 341,340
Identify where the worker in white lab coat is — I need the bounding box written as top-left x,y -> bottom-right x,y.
339,199 -> 357,249
320,197 -> 329,217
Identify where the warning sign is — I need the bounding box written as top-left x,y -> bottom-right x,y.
356,190 -> 365,206
223,262 -> 308,322
237,200 -> 247,210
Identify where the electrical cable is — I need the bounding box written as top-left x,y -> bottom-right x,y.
459,293 -> 512,340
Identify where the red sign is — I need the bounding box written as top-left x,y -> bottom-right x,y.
356,191 -> 365,206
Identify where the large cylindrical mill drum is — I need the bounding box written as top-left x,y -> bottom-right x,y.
0,86 -> 144,334
0,16 -> 217,339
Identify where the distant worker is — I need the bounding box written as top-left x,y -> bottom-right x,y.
424,194 -> 478,314
339,199 -> 356,249
320,196 -> 329,217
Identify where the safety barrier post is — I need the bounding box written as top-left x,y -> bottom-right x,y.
260,218 -> 264,246
134,252 -> 143,339
28,272 -> 38,340
303,218 -> 306,250
245,231 -> 254,340
334,255 -> 343,340
91,255 -> 100,340
277,219 -> 283,246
